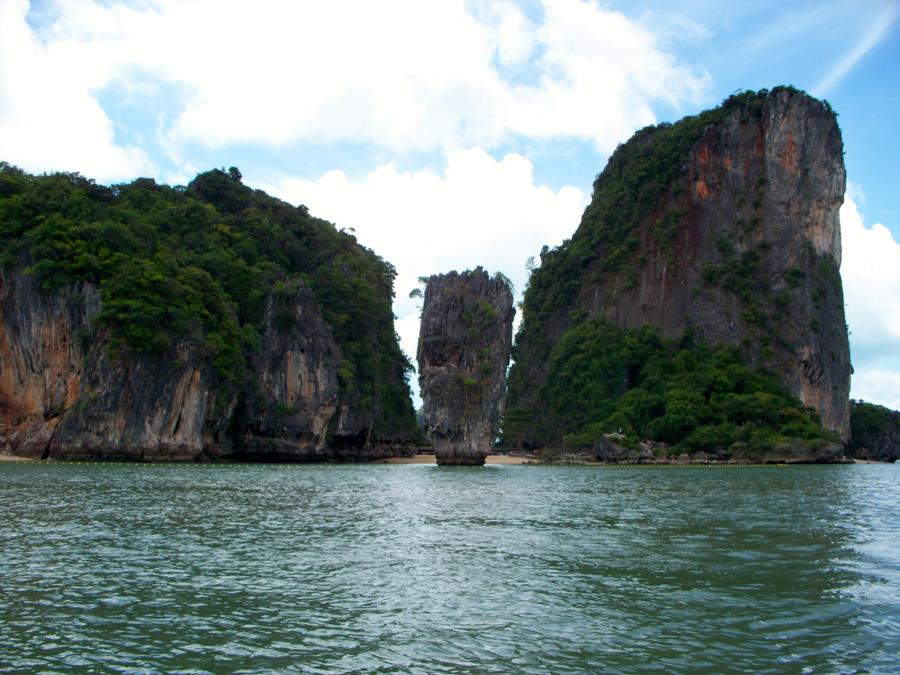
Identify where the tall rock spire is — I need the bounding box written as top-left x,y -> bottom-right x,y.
417,268 -> 514,465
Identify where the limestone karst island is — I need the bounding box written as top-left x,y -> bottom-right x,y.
0,88 -> 897,464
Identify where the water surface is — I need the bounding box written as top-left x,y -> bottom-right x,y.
1,462 -> 898,672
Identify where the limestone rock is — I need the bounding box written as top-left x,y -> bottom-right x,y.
417,268 -> 514,465
0,265 -> 223,461
238,285 -> 341,460
0,265 -> 405,462
593,434 -> 628,462
509,88 -> 851,449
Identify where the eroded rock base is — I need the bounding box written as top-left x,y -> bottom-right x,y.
434,443 -> 488,466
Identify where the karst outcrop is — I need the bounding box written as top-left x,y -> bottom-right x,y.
847,400 -> 900,462
417,268 -> 514,465
506,87 -> 852,460
0,165 -> 417,461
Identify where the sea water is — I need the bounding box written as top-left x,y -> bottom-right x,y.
1,462 -> 898,672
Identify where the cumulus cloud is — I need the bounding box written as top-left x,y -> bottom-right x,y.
851,368 -> 900,411
265,148 -> 588,393
0,0 -> 709,176
841,194 -> 900,409
502,0 -> 709,147
841,195 -> 900,357
0,0 -> 154,180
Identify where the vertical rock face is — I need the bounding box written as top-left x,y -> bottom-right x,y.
671,90 -> 849,439
509,88 -> 851,445
0,267 -> 397,461
238,286 -> 341,460
417,268 -> 514,465
0,268 -> 96,459
0,266 -> 225,460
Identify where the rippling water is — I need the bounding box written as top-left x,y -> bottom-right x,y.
1,462 -> 898,673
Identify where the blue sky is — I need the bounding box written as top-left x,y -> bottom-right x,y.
2,0 -> 898,408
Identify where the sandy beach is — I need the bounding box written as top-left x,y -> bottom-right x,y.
0,454 -> 35,462
380,454 -> 536,465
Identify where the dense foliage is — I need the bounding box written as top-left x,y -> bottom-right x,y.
850,400 -> 900,440
504,319 -> 838,456
0,163 -> 416,436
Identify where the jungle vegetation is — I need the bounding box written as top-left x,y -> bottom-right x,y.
503,319 -> 839,456
0,163 -> 416,437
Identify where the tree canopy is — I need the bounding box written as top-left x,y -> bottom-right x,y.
0,163 -> 416,436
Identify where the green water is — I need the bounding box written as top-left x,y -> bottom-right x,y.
1,462 -> 898,673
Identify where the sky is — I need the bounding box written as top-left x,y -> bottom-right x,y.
2,0 -> 899,409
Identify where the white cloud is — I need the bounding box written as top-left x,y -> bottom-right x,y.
813,0 -> 899,95
851,368 -> 900,411
265,147 -> 588,397
841,194 -> 900,409
0,0 -> 154,180
0,0 -> 709,176
478,2 -> 537,68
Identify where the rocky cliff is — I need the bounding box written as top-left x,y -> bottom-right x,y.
0,264 -> 214,460
507,87 -> 851,455
0,165 -> 416,461
417,268 -> 514,465
847,400 -> 900,462
0,261 -> 410,462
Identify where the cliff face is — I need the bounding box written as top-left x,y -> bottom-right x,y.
0,266 -> 369,461
417,268 -> 514,465
0,267 -> 216,460
239,286 -> 341,460
0,263 -> 414,461
0,166 -> 417,461
508,87 -> 850,448
0,267 -> 96,459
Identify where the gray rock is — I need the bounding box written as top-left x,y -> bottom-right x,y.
0,264 -> 409,462
594,434 -> 629,462
239,285 -> 341,460
508,89 -> 851,446
417,268 -> 514,465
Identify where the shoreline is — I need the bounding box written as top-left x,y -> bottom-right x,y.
380,454 -> 537,465
0,452 -> 890,466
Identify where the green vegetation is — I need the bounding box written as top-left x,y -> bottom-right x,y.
521,88 -> 798,333
504,319 -> 837,456
505,86 -> 844,455
850,400 -> 900,438
784,267 -> 806,287
848,400 -> 900,462
0,163 -> 416,436
701,248 -> 764,300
